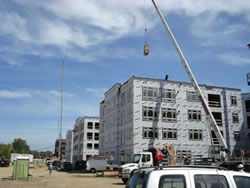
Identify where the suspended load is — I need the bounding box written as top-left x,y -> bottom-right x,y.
144,42 -> 149,56
144,28 -> 149,56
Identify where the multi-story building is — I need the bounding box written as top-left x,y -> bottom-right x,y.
65,130 -> 74,162
54,139 -> 66,159
72,116 -> 100,161
99,76 -> 245,164
241,93 -> 250,155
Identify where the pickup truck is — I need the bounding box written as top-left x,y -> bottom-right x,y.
126,166 -> 250,188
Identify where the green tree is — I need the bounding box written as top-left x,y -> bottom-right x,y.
12,138 -> 30,154
0,144 -> 11,159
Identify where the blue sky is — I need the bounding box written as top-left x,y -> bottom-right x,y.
0,0 -> 250,151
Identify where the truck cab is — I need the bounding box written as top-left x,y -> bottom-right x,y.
133,152 -> 154,167
118,152 -> 154,184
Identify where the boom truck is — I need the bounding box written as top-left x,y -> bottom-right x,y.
119,146 -> 176,184
151,0 -> 228,153
119,0 -> 229,184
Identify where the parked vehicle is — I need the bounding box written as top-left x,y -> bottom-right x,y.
52,160 -> 62,170
107,160 -> 119,171
0,158 -> 10,167
119,147 -> 170,184
75,160 -> 86,170
86,159 -> 118,173
126,166 -> 250,188
62,162 -> 72,171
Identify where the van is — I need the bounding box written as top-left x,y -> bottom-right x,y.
86,159 -> 108,173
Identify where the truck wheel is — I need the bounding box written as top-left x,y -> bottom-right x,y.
122,178 -> 128,184
90,168 -> 96,173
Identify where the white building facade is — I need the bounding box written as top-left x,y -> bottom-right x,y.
99,76 -> 245,164
72,116 -> 100,161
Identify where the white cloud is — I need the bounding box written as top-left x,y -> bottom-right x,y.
0,88 -> 99,118
0,0 -> 249,63
86,88 -> 107,98
190,13 -> 248,47
217,53 -> 250,66
48,90 -> 75,97
0,90 -> 32,98
0,11 -> 29,42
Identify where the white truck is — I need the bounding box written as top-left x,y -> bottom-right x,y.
118,148 -> 165,184
126,166 -> 250,188
86,159 -> 119,173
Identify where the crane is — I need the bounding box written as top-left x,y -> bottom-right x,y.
151,0 -> 228,153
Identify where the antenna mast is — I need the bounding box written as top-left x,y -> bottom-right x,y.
58,61 -> 64,160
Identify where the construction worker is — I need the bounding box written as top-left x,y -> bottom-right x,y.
162,146 -> 168,158
238,164 -> 245,172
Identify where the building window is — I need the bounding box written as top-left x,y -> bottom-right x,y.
187,91 -> 200,102
234,131 -> 240,141
94,133 -> 99,140
188,110 -> 201,121
88,122 -> 93,129
94,144 -> 99,150
247,116 -> 250,128
142,87 -> 157,101
189,129 -> 202,141
143,106 -> 158,121
121,92 -> 126,106
143,127 -> 158,139
127,87 -> 132,103
232,113 -> 239,123
87,143 -> 92,149
121,110 -> 125,125
245,100 -> 250,112
212,112 -> 223,126
121,130 -> 126,145
162,89 -> 176,103
162,128 -> 177,140
162,108 -> 176,122
87,132 -> 93,140
208,94 -> 221,107
95,122 -> 99,129
230,96 -> 237,106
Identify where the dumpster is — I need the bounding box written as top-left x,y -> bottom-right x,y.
12,157 -> 29,180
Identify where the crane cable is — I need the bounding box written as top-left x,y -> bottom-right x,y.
144,0 -> 149,56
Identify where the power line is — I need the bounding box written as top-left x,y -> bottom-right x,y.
32,145 -> 54,151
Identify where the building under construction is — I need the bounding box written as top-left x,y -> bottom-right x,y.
54,139 -> 66,159
99,76 -> 246,165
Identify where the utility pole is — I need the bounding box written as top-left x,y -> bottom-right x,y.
58,61 -> 64,160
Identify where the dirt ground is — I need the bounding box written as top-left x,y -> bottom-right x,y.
0,166 -> 125,188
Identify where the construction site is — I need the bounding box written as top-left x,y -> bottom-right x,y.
1,0 -> 250,187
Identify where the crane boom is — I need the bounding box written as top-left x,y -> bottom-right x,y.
151,0 -> 228,151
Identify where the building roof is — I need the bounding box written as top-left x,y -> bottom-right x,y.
123,76 -> 241,91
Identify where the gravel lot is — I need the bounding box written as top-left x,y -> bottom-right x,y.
0,166 -> 125,188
